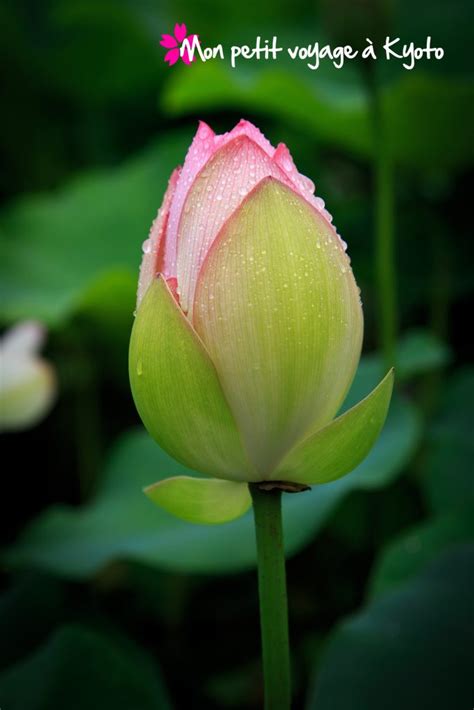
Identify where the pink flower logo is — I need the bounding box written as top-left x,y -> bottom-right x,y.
160,23 -> 197,66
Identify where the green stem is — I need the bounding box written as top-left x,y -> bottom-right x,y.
371,80 -> 397,370
250,484 -> 291,710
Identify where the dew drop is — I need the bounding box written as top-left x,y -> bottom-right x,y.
142,238 -> 152,254
301,175 -> 315,192
136,358 -> 143,376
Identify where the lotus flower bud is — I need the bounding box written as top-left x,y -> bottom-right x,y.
129,120 -> 393,524
0,321 -> 56,431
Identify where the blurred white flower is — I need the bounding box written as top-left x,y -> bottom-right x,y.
0,321 -> 56,432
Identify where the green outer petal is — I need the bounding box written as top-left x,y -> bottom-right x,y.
144,476 -> 252,525
193,178 -> 363,478
275,369 -> 394,485
129,278 -> 256,481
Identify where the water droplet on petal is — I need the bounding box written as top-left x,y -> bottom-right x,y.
137,358 -> 143,376
300,174 -> 315,192
142,239 -> 152,254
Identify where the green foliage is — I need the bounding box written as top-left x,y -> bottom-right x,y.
162,63 -> 474,172
308,545 -> 474,710
0,625 -> 171,710
394,329 -> 451,379
2,358 -> 419,577
368,511 -> 474,599
421,368 -> 474,513
0,132 -> 189,324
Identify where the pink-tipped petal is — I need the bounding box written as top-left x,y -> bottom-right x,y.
164,120 -> 276,277
160,34 -> 178,49
174,23 -> 187,43
163,121 -> 217,277
137,168 -> 180,308
214,119 -> 276,157
164,119 -> 333,282
164,48 -> 180,66
176,136 -> 296,318
273,143 -> 341,240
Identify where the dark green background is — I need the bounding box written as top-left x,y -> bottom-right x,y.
1,0 -> 473,708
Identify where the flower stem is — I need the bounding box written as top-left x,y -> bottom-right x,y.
250,484 -> 291,710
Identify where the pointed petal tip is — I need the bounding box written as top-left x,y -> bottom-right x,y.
174,23 -> 187,43
277,367 -> 394,486
196,120 -> 215,139
160,34 -> 178,48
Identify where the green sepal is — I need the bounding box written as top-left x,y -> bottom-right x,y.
129,277 -> 256,482
275,369 -> 394,485
144,476 -> 252,525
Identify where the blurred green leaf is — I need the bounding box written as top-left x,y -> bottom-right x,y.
368,511 -> 474,599
2,357 -> 420,577
421,367 -> 474,513
307,544 -> 474,710
0,625 -> 171,710
394,329 -> 451,379
341,331 -> 449,414
163,63 -> 474,172
77,268 -> 137,382
163,63 -> 371,156
0,131 -> 189,324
